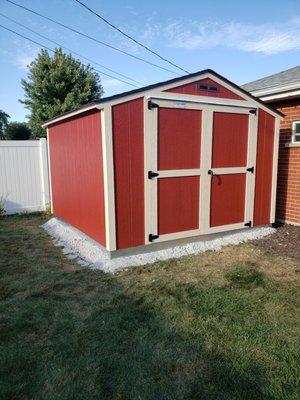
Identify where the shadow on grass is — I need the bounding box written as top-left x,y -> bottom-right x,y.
1,215 -> 294,399
0,275 -> 276,400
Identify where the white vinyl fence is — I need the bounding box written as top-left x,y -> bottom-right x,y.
0,139 -> 50,215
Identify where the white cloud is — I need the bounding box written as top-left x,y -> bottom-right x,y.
14,54 -> 36,70
163,18 -> 300,55
3,40 -> 40,71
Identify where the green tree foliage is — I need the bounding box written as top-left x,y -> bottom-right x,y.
20,48 -> 103,137
4,122 -> 31,140
0,110 -> 10,139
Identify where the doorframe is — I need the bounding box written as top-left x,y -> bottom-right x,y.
144,97 -> 258,245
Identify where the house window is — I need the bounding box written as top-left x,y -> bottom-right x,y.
292,121 -> 300,143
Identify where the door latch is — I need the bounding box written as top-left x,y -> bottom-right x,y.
244,221 -> 252,227
148,171 -> 159,179
208,169 -> 214,176
246,166 -> 254,173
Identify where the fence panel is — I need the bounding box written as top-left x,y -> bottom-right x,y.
0,139 -> 50,214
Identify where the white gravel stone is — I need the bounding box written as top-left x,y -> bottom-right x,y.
42,217 -> 276,274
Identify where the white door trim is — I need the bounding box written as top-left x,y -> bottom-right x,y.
210,167 -> 247,175
144,98 -> 257,244
200,107 -> 213,233
245,110 -> 258,225
158,169 -> 202,178
206,108 -> 257,234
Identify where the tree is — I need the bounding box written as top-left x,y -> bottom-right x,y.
20,48 -> 103,137
4,122 -> 31,140
0,110 -> 10,139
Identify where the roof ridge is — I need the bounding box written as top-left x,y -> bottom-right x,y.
42,68 -> 284,126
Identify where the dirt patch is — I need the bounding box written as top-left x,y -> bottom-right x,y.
252,224 -> 300,260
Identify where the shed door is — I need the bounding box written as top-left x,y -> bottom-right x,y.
207,110 -> 256,233
145,99 -> 257,244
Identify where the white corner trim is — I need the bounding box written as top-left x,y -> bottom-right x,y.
101,108 -> 116,251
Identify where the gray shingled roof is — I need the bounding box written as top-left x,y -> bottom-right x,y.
242,66 -> 300,92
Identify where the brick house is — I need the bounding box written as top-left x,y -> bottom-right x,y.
243,66 -> 300,225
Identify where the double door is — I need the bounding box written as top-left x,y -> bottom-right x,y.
145,99 -> 258,244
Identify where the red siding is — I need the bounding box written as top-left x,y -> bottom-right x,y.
158,177 -> 200,234
49,110 -> 106,245
166,78 -> 244,100
210,174 -> 246,227
112,98 -> 144,249
158,108 -> 202,170
253,109 -> 275,226
212,112 -> 249,168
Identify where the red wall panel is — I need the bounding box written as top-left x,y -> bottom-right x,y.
166,78 -> 244,100
210,174 -> 246,227
158,177 -> 200,235
212,112 -> 249,168
253,109 -> 275,226
158,108 -> 201,170
112,98 -> 144,249
49,110 -> 106,245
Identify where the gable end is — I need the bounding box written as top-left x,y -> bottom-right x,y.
166,77 -> 244,100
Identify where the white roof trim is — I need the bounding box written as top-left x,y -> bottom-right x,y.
43,71 -> 283,127
148,92 -> 256,109
259,89 -> 300,102
250,81 -> 300,97
42,104 -> 103,128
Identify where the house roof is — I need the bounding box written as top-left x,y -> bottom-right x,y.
242,66 -> 300,92
42,68 -> 283,127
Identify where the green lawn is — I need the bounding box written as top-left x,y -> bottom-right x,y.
0,214 -> 299,400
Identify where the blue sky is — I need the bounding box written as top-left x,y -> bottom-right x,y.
1,0 -> 300,121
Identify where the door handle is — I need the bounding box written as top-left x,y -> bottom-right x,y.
208,169 -> 214,176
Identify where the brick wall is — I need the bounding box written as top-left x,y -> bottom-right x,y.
270,98 -> 300,224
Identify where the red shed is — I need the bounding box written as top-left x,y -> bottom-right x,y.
43,69 -> 283,252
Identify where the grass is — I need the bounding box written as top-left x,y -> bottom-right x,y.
225,262 -> 265,288
0,214 -> 299,400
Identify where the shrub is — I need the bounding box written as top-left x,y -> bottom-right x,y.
0,195 -> 6,218
4,122 -> 31,140
225,262 -> 265,288
0,110 -> 10,139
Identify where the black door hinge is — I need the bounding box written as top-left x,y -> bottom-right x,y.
148,100 -> 159,110
249,109 -> 257,115
149,233 -> 159,242
246,166 -> 254,173
148,170 -> 159,179
244,221 -> 252,227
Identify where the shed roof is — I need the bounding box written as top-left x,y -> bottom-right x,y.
242,66 -> 300,92
43,68 -> 283,127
